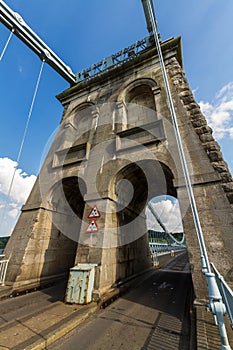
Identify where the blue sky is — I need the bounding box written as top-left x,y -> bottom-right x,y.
0,0 -> 233,237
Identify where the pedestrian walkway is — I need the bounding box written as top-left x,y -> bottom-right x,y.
0,280 -> 98,350
0,252 -> 232,349
0,301 -> 97,350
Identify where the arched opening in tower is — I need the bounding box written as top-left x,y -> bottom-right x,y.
41,176 -> 86,282
146,195 -> 185,266
114,159 -> 185,282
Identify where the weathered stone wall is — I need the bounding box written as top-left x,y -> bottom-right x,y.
167,56 -> 233,207
166,56 -> 233,293
4,169 -> 80,289
4,37 -> 233,299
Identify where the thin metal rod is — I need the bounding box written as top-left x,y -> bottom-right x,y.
0,29 -> 13,61
16,60 -> 45,165
0,60 -> 44,226
0,0 -> 76,83
146,0 -> 211,272
147,202 -> 185,245
143,3 -> 232,348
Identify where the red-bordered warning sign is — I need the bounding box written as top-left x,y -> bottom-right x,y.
86,219 -> 99,233
88,205 -> 101,219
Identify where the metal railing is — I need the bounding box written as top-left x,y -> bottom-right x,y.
75,36 -> 153,83
0,255 -> 9,285
212,263 -> 233,328
149,242 -> 186,267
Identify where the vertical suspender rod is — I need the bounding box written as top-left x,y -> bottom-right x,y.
0,0 -> 76,84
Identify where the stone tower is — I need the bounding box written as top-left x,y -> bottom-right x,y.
4,36 -> 233,298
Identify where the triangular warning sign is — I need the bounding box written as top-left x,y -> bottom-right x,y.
88,205 -> 101,218
86,219 -> 99,233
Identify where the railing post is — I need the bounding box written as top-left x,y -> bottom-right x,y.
0,259 -> 9,286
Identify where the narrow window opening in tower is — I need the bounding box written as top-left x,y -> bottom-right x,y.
125,84 -> 157,128
126,84 -> 156,111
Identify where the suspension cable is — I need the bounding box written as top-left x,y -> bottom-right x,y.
0,59 -> 45,227
0,29 -> 13,61
145,0 -> 210,271
16,60 -> 45,166
143,2 -> 231,349
147,202 -> 185,245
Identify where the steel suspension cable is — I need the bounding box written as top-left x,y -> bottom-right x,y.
146,0 -> 210,272
143,2 -> 231,348
147,202 -> 185,245
0,59 -> 45,226
0,30 -> 13,61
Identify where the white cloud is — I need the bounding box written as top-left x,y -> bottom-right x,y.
0,157 -> 36,203
0,157 -> 37,237
8,208 -> 19,219
146,197 -> 183,233
199,82 -> 233,140
192,86 -> 199,98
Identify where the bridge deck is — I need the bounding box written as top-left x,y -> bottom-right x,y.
0,252 -> 231,349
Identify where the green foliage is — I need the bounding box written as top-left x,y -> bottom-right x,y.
0,237 -> 10,249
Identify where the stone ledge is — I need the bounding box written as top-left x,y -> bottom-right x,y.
173,172 -> 221,188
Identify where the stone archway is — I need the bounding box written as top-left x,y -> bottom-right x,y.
4,176 -> 86,289
114,159 -> 177,282
42,176 -> 86,278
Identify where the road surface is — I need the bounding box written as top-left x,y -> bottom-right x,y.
49,252 -> 194,350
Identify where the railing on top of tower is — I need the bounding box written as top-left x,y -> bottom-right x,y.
0,0 -> 158,85
75,36 -> 154,83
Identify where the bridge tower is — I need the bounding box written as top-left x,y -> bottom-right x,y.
4,36 -> 233,299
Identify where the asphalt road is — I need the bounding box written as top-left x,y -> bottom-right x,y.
49,252 -> 194,350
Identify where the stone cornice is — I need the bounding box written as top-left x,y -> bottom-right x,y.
57,37 -> 182,106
